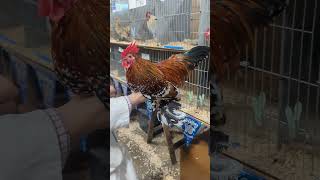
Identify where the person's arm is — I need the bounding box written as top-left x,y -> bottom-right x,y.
0,92 -> 145,179
54,92 -> 145,159
110,92 -> 146,131
0,110 -> 64,180
55,96 -> 108,149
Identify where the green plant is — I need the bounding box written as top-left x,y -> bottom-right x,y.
285,101 -> 302,140
252,92 -> 266,127
187,91 -> 193,104
198,94 -> 205,107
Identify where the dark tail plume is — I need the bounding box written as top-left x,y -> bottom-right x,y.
184,46 -> 209,68
257,0 -> 287,17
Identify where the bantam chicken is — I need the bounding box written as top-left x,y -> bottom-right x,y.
38,0 -> 109,108
146,12 -> 158,39
114,17 -> 131,42
121,42 -> 209,108
213,0 -> 286,80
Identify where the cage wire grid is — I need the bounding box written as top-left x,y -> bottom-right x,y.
220,0 -> 320,179
110,0 -> 210,46
110,0 -> 210,123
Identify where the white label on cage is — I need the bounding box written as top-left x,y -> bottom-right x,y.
141,53 -> 150,60
118,47 -> 124,53
128,0 -> 146,9
113,3 -> 129,12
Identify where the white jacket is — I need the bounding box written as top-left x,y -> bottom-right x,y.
0,97 -> 137,180
0,110 -> 63,180
110,97 -> 138,180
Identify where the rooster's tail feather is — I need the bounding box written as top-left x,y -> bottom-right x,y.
256,0 -> 287,18
184,46 -> 209,68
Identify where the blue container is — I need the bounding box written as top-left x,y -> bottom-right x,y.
238,171 -> 266,180
163,45 -> 184,50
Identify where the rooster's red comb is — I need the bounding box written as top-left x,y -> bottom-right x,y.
38,0 -> 77,23
204,28 -> 210,39
146,11 -> 151,17
121,42 -> 139,58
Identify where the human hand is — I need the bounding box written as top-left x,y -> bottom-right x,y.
56,95 -> 108,146
110,85 -> 116,97
128,92 -> 146,106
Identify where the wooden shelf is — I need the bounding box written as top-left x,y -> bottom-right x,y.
110,41 -> 188,53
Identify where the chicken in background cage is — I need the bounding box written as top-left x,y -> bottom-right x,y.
110,0 -> 210,49
110,0 -> 210,124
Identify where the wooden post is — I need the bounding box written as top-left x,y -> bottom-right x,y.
163,123 -> 177,164
146,109 -> 157,143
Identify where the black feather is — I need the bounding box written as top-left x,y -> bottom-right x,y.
184,46 -> 210,68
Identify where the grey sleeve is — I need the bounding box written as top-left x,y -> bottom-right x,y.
0,110 -> 63,180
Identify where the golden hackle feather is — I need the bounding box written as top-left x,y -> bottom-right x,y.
156,54 -> 191,87
51,0 -> 109,78
126,57 -> 167,95
50,0 -> 111,109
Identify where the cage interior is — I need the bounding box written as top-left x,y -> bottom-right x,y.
216,0 -> 320,179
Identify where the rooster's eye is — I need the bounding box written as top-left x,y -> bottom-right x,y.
129,55 -> 132,58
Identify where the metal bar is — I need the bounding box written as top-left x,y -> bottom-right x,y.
253,29 -> 258,96
270,24 -> 313,34
305,0 -> 318,124
287,0 -> 298,106
184,81 -> 210,90
297,0 -> 308,173
309,0 -> 319,174
297,0 -> 308,100
221,153 -> 281,180
277,0 -> 290,150
270,20 -> 276,104
245,46 -> 249,102
261,27 -> 267,91
241,65 -> 319,88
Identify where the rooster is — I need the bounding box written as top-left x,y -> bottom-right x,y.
38,0 -> 109,109
121,42 -> 209,108
146,12 -> 158,40
114,17 -> 131,42
213,0 -> 286,80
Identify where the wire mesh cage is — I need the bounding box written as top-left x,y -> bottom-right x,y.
110,0 -> 210,124
0,0 -> 51,49
110,0 -> 210,49
218,0 -> 320,179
